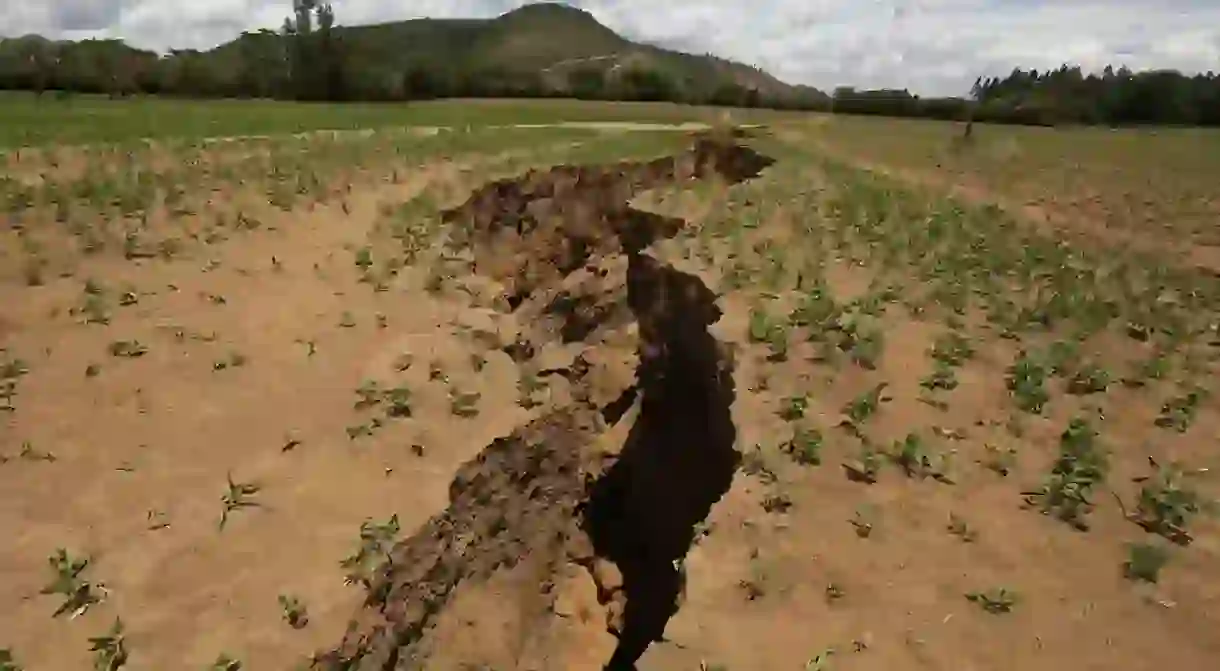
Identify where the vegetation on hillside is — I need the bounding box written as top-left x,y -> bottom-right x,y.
835,66 -> 1220,126
0,1 -> 1218,126
0,2 -> 819,109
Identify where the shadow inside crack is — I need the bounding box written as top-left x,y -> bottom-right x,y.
581,251 -> 740,670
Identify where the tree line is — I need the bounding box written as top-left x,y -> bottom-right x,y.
829,66 -> 1220,126
1,2 -> 1217,127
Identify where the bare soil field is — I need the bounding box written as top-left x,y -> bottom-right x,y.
2,113 -> 1219,671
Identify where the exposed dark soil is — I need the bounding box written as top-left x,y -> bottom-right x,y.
311,133 -> 773,670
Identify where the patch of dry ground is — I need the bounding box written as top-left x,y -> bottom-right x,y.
2,122 -> 1219,671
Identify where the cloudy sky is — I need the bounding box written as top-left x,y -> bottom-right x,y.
2,0 -> 1218,96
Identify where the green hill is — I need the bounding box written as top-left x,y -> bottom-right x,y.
0,2 -> 827,107
234,2 -> 819,103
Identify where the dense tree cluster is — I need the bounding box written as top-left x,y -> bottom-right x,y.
813,67 -> 1220,126
971,66 -> 1220,126
1,5 -> 1217,127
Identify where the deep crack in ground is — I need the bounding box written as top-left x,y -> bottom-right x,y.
311,131 -> 774,671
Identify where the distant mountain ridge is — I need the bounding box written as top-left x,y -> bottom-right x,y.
238,2 -> 822,102
0,2 -> 827,106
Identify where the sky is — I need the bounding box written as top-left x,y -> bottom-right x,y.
2,0 -> 1218,96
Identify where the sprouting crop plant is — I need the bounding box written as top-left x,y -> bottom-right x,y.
88,618 -> 128,670
1128,458 -> 1215,545
278,594 -> 310,629
219,474 -> 262,530
1155,387 -> 1208,433
889,433 -> 953,483
1024,418 -> 1108,530
341,514 -> 401,589
782,427 -> 824,466
1007,350 -> 1049,413
966,587 -> 1018,614
0,353 -> 30,413
40,549 -> 107,619
842,383 -> 888,428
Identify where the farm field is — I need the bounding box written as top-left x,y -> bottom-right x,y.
0,94 -> 792,149
1,101 -> 1219,671
804,115 -> 1220,270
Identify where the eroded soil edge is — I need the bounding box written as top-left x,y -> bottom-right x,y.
312,133 -> 774,670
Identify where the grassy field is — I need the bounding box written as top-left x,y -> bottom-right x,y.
1,102 -> 1218,671
0,93 -> 789,148
804,115 -> 1220,269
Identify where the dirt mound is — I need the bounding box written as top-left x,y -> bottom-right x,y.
312,134 -> 773,670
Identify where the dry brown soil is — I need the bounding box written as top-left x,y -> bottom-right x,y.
2,126 -> 1219,671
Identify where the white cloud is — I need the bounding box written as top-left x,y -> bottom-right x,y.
1,0 -> 1217,95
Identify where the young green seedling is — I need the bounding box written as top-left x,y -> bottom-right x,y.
1006,351 -> 1049,413
747,306 -> 770,342
966,588 -> 1018,614
0,354 -> 29,414
778,393 -> 810,421
841,383 -> 889,428
889,433 -> 948,481
353,380 -> 382,410
1128,458 -> 1214,545
846,327 -> 884,369
920,361 -> 959,391
341,515 -> 401,588
219,473 -> 262,530
77,290 -> 111,325
1024,418 -> 1108,531
345,421 -> 378,440
1066,363 -> 1112,395
88,618 -> 128,670
278,594 -> 310,629
1155,387 -> 1207,433
782,427 -> 823,466
41,548 -> 107,618
383,386 -> 413,418
929,331 -> 975,367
